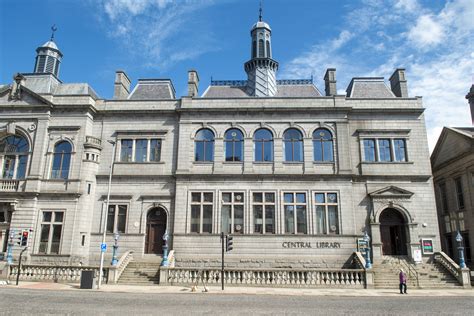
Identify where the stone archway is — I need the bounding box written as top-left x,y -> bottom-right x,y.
145,207 -> 167,255
379,208 -> 408,256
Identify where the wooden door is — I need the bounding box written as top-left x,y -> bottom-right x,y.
145,208 -> 167,254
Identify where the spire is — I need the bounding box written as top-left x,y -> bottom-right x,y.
244,5 -> 278,97
33,26 -> 63,77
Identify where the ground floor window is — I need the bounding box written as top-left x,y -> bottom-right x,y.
315,192 -> 339,234
107,205 -> 127,233
253,192 -> 275,234
222,192 -> 244,234
190,192 -> 213,233
284,192 -> 307,234
39,211 -> 63,254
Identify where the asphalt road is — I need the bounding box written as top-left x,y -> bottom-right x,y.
1,288 -> 473,315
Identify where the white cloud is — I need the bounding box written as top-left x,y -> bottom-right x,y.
394,0 -> 419,12
407,15 -> 444,48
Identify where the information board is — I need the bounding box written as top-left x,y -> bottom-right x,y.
421,239 -> 434,254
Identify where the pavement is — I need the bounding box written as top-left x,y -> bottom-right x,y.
1,281 -> 473,296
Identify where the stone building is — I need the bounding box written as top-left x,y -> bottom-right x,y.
0,14 -> 440,269
431,87 -> 474,267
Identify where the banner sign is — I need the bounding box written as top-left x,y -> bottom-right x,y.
421,239 -> 434,254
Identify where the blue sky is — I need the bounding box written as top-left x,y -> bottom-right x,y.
1,0 -> 472,150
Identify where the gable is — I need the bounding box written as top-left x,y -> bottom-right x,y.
369,186 -> 414,198
0,86 -> 51,107
431,128 -> 473,170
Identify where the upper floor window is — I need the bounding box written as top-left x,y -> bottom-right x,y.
51,141 -> 72,179
0,135 -> 29,179
314,192 -> 339,234
195,129 -> 214,162
313,129 -> 334,162
284,192 -> 307,234
224,129 -> 244,162
254,128 -> 273,162
455,177 -> 465,209
120,139 -> 162,162
362,138 -> 408,163
253,192 -> 275,234
283,128 -> 303,162
107,204 -> 127,233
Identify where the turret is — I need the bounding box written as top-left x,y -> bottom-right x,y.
33,26 -> 63,77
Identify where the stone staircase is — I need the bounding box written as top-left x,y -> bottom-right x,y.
373,256 -> 461,289
118,257 -> 162,285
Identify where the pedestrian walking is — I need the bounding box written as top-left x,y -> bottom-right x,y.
399,269 -> 407,294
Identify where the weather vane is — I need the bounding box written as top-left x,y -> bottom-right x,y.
50,24 -> 57,41
259,0 -> 263,22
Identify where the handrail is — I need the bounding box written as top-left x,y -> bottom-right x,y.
114,250 -> 134,282
352,252 -> 366,269
398,257 -> 419,287
433,251 -> 460,279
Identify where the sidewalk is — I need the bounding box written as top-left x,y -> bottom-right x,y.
2,281 -> 473,297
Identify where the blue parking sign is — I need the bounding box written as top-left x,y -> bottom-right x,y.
101,243 -> 107,252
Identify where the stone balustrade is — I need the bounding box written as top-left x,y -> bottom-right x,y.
109,251 -> 134,283
0,180 -> 19,192
434,251 -> 471,288
84,136 -> 102,149
161,267 -> 364,288
9,264 -> 108,283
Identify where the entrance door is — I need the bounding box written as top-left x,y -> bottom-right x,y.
145,207 -> 167,254
380,208 -> 407,255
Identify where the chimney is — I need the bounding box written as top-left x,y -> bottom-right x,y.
188,69 -> 199,97
466,84 -> 474,125
389,68 -> 408,97
324,68 -> 337,96
114,70 -> 131,99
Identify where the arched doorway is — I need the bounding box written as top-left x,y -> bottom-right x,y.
379,208 -> 408,255
145,207 -> 167,255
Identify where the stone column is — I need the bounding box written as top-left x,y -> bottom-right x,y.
370,222 -> 383,261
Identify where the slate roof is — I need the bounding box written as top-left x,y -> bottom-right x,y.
128,79 -> 176,100
202,82 -> 321,98
346,78 -> 395,98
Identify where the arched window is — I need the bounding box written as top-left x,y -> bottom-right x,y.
254,128 -> 273,162
195,129 -> 215,162
51,141 -> 72,179
313,129 -> 334,162
0,135 -> 29,179
258,39 -> 264,58
266,40 -> 271,58
283,128 -> 303,162
224,129 -> 244,162
252,41 -> 257,58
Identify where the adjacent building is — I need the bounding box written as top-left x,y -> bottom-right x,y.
0,14 -> 441,269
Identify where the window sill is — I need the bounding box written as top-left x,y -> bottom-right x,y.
253,161 -> 274,164
313,161 -> 334,165
115,161 -> 164,164
361,161 -> 413,164
223,161 -> 244,165
193,162 -> 214,165
282,162 -> 304,165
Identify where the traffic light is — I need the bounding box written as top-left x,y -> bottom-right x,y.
20,230 -> 29,247
226,235 -> 233,252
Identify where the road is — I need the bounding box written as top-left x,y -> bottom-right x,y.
1,288 -> 473,315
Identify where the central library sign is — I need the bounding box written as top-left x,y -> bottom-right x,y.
281,241 -> 342,249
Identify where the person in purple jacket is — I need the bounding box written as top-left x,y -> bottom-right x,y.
399,269 -> 408,294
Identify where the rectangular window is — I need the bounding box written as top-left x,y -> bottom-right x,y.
190,192 -> 213,233
455,177 -> 465,209
439,183 -> 448,212
135,139 -> 148,163
39,211 -> 64,254
222,192 -> 244,234
149,139 -> 162,162
315,192 -> 339,234
378,139 -> 391,162
106,204 -> 127,233
363,139 -> 376,162
120,140 -> 133,162
393,139 -> 406,162
253,192 -> 275,234
444,215 -> 451,233
284,192 -> 307,234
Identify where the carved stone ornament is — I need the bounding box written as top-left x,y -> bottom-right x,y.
10,73 -> 25,100
6,122 -> 16,135
28,124 -> 37,132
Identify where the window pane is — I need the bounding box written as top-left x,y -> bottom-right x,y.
285,205 -> 295,234
60,153 -> 71,179
191,205 -> 200,233
254,205 -> 263,233
51,153 -> 62,179
394,139 -> 406,162
296,206 -> 307,234
265,193 -> 275,203
284,140 -> 293,161
315,193 -> 325,203
204,141 -> 214,161
17,155 -> 28,179
50,225 -> 62,254
117,205 -> 127,233
313,141 -> 323,161
265,205 -> 275,234
378,139 -> 391,162
221,205 -> 231,234
234,205 -> 244,234
363,140 -> 375,162
327,193 -> 337,203
195,142 -> 205,161
39,224 -> 50,253
192,193 -> 201,203
2,155 -> 15,178
202,205 -> 213,233
149,139 -> 161,161
284,193 -> 293,203
323,141 -> 334,162
43,212 -> 52,222
234,193 -> 244,203
263,141 -> 273,161
296,193 -> 306,203
294,141 -> 303,162
253,193 -> 263,203
328,206 -> 339,234
135,139 -> 148,162
203,193 -> 213,203
107,206 -> 115,233
54,212 -> 64,223
222,193 -> 231,203
316,205 -> 326,234
255,141 -> 263,161
120,140 -> 133,162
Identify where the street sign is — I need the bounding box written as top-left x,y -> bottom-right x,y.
101,243 -> 107,252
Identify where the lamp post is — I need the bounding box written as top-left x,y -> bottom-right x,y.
98,140 -> 116,289
363,231 -> 372,269
6,229 -> 14,264
456,230 -> 467,269
161,231 -> 169,267
111,232 -> 120,266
